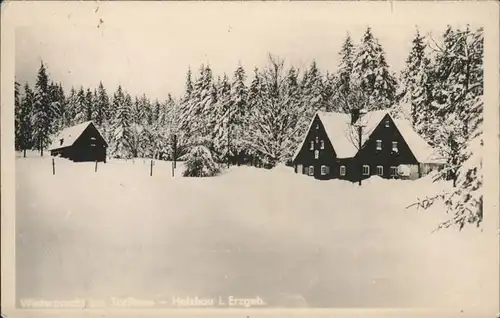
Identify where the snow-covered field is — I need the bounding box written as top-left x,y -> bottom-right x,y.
15,152 -> 498,311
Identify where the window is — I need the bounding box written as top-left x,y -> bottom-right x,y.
303,166 -> 308,175
385,120 -> 390,128
376,165 -> 383,176
390,166 -> 398,177
392,141 -> 398,152
296,164 -> 303,174
314,150 -> 319,159
320,140 -> 325,149
59,138 -> 64,146
362,165 -> 370,176
376,140 -> 382,150
316,124 -> 319,130
309,166 -> 314,176
310,141 -> 314,150
340,165 -> 346,176
315,136 -> 319,143
321,165 -> 328,175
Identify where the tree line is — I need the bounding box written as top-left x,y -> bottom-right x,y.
15,25 -> 484,227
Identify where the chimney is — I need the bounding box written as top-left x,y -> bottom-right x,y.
351,108 -> 360,125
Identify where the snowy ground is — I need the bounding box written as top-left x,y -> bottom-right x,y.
15,152 -> 498,311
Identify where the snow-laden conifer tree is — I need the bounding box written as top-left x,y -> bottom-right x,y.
335,33 -> 355,111
18,84 -> 35,157
31,62 -> 59,156
229,64 -> 248,164
15,81 -> 22,151
212,73 -> 232,163
245,55 -> 305,167
64,87 -> 78,127
95,82 -> 110,126
178,64 -> 215,149
398,29 -> 435,134
301,60 -> 325,112
84,88 -> 94,121
322,71 -> 338,112
430,26 -> 483,186
182,145 -> 221,177
73,86 -> 87,124
110,86 -> 132,158
409,26 -> 484,230
351,27 -> 398,110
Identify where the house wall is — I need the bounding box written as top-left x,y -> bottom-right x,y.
293,115 -> 337,180
51,123 -> 107,162
352,114 -> 420,182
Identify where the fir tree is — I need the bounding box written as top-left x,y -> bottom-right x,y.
110,86 -> 132,158
335,33 -> 355,108
245,55 -> 304,166
95,81 -> 110,126
213,73 -> 232,163
229,64 -> 249,164
18,84 -> 35,157
15,81 -> 21,151
85,88 -> 94,121
399,29 -> 435,138
409,26 -> 484,230
64,87 -> 78,127
73,86 -> 87,124
31,62 -> 59,156
301,60 -> 325,112
351,27 -> 398,110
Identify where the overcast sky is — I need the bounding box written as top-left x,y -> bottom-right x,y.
13,1 -> 487,101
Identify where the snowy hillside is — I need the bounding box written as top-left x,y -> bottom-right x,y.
15,154 -> 498,311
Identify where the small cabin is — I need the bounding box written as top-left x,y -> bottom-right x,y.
292,109 -> 444,182
49,121 -> 108,162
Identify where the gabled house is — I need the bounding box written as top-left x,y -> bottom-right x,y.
292,109 -> 444,181
48,121 -> 108,162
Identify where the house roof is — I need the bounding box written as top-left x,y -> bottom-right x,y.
391,118 -> 445,164
48,121 -> 102,151
292,109 -> 444,164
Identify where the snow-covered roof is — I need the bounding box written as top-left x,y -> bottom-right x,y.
48,121 -> 98,151
292,109 -> 444,164
292,110 -> 388,161
391,118 -> 445,164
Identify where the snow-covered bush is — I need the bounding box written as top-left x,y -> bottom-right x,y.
182,145 -> 221,177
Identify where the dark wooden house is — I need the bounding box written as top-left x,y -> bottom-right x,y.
49,121 -> 108,162
292,109 -> 444,182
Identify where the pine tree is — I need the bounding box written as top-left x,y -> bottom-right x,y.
245,55 -> 305,167
409,26 -> 484,230
15,81 -> 22,151
213,73 -> 232,163
351,27 -> 398,110
18,84 -> 35,157
430,26 -> 483,186
301,60 -> 325,112
178,64 -> 215,149
322,71 -> 337,112
64,87 -> 78,127
399,29 -> 435,138
73,86 -> 87,124
335,33 -> 355,109
85,88 -> 94,121
229,64 -> 249,164
110,85 -> 132,158
31,62 -> 59,156
95,81 -> 110,126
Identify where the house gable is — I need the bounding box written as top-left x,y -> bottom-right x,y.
356,114 -> 419,166
293,114 -> 337,165
72,122 -> 108,148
